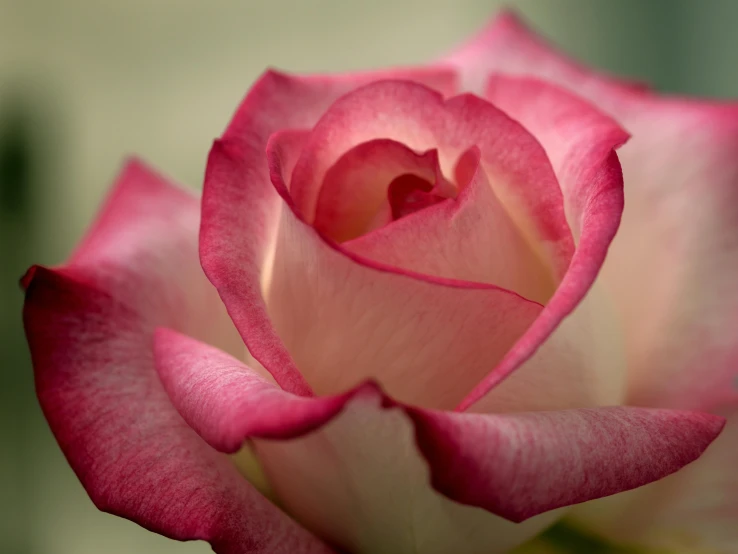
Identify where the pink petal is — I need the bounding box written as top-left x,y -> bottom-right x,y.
460,77 -> 629,411
410,405 -> 724,523
344,143 -> 557,303
311,138 -> 449,242
200,68 -> 456,395
22,161 -> 333,554
581,97 -> 738,551
444,11 -> 738,547
438,9 -> 649,97
461,9 -> 738,426
153,329 -> 725,552
571,407 -> 738,552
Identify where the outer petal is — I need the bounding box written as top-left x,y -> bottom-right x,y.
570,407 -> 738,553
22,161 -> 333,554
153,329 -> 725,554
200,68 -> 456,395
576,98 -> 738,552
456,11 -> 738,548
439,9 -> 649,97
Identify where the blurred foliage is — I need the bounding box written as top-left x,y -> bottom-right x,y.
0,99 -> 37,554
0,107 -> 31,216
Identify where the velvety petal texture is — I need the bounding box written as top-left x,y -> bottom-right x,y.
22,162 -> 334,554
153,329 -> 724,554
447,10 -> 738,551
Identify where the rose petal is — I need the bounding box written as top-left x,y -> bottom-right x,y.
312,138 -> 450,242
460,77 -> 629,412
448,12 -> 738,548
211,75 -> 624,412
571,407 -> 738,552
200,68 -> 456,395
345,145 -> 556,303
439,9 -> 650,97
22,161 -> 333,553
153,329 -> 725,553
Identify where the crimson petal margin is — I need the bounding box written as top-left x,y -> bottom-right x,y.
22,161 -> 334,554
153,329 -> 725,536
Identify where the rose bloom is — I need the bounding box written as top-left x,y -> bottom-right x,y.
22,11 -> 738,554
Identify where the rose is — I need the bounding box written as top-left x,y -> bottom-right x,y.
21,10 -> 736,554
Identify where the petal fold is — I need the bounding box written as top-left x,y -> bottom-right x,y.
409,404 -> 725,523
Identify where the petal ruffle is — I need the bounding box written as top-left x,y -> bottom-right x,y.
22,161 -> 333,554
153,329 -> 725,554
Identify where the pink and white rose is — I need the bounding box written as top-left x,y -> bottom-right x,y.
22,11 -> 737,554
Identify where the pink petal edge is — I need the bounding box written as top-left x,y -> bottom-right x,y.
154,328 -> 726,523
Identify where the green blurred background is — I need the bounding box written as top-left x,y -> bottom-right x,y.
1,1 -> 736,552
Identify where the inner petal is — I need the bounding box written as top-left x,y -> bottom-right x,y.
345,146 -> 557,303
313,139 -> 453,242
388,174 -> 447,220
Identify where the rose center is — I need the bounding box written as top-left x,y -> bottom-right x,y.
387,173 -> 447,220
